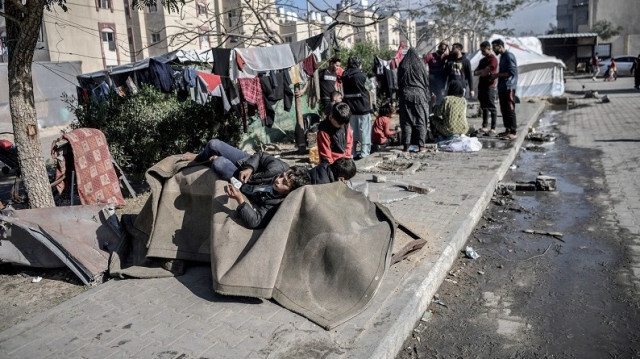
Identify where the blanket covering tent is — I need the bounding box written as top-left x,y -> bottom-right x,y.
109,156 -> 395,329
469,34 -> 565,98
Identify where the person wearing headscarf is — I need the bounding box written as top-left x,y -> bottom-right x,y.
398,48 -> 431,152
432,81 -> 469,141
341,55 -> 373,159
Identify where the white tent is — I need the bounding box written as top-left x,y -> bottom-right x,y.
469,34 -> 566,98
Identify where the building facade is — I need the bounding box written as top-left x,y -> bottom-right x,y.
556,0 -> 640,57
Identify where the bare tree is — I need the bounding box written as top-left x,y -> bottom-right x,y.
389,0 -> 547,53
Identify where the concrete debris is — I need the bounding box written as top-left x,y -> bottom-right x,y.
526,133 -> 557,142
497,175 -> 557,192
372,175 -> 387,183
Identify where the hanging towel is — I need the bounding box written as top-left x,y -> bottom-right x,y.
233,44 -> 296,80
198,72 -> 222,92
211,48 -> 232,76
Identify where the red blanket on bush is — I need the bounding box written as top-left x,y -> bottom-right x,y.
61,128 -> 125,207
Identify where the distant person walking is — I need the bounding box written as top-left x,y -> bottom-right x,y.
474,41 -> 499,134
491,39 -> 518,140
424,41 -> 449,107
631,54 -> 640,89
591,52 -> 600,81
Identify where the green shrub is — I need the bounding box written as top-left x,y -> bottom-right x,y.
66,84 -> 242,181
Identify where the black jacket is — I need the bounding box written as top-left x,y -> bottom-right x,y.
235,152 -> 290,229
341,67 -> 371,115
445,55 -> 473,94
309,163 -> 336,185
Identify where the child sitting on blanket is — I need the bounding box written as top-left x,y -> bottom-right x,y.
181,140 -> 310,229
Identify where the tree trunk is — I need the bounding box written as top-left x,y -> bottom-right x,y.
6,0 -> 56,208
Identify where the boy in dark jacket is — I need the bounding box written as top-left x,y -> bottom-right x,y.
181,140 -> 310,228
309,157 -> 357,185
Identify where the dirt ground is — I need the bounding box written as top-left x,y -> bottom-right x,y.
397,111 -> 640,358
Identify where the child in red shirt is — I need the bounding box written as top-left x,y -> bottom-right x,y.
371,102 -> 398,152
317,102 -> 353,164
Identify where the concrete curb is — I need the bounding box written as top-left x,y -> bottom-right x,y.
368,103 -> 547,359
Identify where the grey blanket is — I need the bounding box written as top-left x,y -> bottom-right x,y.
110,156 -> 395,329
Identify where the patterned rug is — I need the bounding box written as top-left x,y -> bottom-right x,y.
61,128 -> 126,207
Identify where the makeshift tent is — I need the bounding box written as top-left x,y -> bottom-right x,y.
469,34 -> 565,98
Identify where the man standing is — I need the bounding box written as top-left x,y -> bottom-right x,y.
445,43 -> 474,99
424,41 -> 449,107
474,41 -> 499,134
491,39 -> 518,140
318,57 -> 342,117
342,56 -> 372,159
590,52 -> 600,81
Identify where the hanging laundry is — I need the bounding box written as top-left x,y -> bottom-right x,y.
259,70 -> 293,127
302,54 -> 318,77
289,66 -> 302,85
149,58 -> 174,93
211,48 -> 232,76
306,33 -> 324,52
394,41 -> 406,64
238,77 -> 267,120
196,71 -> 230,111
91,81 -> 111,102
232,44 -> 296,80
76,86 -> 90,105
289,39 -> 309,63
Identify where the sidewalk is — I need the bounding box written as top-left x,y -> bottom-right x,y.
0,101 -> 546,358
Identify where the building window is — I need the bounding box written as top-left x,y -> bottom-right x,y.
151,32 -> 161,43
147,3 -> 157,12
197,3 -> 206,15
124,0 -> 130,17
285,36 -> 293,43
99,0 -> 110,9
102,30 -> 115,51
230,35 -> 238,43
0,0 -> 4,11
37,23 -> 45,42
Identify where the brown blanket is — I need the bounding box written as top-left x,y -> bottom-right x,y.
109,156 -> 395,329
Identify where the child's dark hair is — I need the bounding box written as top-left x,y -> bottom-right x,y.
331,102 -> 352,125
331,91 -> 342,101
288,165 -> 311,189
330,158 -> 357,181
378,101 -> 394,117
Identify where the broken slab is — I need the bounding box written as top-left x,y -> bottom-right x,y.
497,175 -> 557,192
0,204 -> 123,285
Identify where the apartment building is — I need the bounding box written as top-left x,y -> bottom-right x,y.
556,0 -> 640,57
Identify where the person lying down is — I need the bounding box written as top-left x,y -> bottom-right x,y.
181,139 -> 310,229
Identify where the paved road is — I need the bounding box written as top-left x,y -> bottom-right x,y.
562,76 -> 640,294
398,76 -> 640,357
0,101 -> 546,358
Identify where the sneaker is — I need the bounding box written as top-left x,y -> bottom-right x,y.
497,131 -> 510,138
501,133 -> 517,140
490,129 -> 497,134
479,127 -> 489,133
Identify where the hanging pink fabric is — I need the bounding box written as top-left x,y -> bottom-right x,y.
395,41 -> 406,64
238,77 -> 267,120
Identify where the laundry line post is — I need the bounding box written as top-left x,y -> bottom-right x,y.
294,83 -> 306,154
